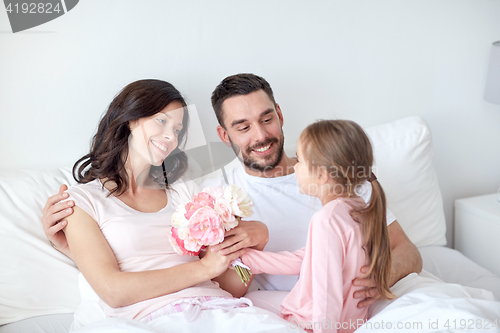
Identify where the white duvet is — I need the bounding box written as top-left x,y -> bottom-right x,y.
73,271 -> 500,333
357,271 -> 499,332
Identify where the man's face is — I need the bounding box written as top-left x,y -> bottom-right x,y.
217,90 -> 285,173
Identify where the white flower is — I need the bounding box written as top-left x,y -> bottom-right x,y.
215,198 -> 238,231
224,185 -> 253,218
172,204 -> 189,228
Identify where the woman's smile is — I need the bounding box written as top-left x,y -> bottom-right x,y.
150,139 -> 169,153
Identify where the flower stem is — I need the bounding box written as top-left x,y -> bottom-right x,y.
234,265 -> 252,286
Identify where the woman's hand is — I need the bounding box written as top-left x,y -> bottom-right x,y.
200,246 -> 247,279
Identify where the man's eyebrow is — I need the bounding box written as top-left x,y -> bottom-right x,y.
230,108 -> 275,128
260,109 -> 274,118
231,118 -> 247,128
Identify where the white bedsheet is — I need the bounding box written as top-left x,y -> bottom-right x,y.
65,270 -> 499,333
420,246 -> 500,300
2,246 -> 498,333
359,271 -> 499,332
72,306 -> 303,333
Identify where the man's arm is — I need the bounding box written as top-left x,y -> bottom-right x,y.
41,184 -> 75,260
386,220 -> 423,282
352,220 -> 422,308
210,220 -> 269,255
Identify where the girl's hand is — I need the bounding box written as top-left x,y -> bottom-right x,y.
200,246 -> 246,278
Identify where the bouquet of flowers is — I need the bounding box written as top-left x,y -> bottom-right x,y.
170,185 -> 254,285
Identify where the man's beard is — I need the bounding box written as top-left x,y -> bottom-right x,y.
228,131 -> 285,173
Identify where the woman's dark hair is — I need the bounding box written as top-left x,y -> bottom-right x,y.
73,79 -> 190,195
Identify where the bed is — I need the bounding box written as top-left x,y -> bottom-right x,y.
1,116 -> 499,332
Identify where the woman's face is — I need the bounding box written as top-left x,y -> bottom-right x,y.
128,101 -> 185,167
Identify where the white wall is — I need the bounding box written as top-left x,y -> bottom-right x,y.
1,0 -> 500,247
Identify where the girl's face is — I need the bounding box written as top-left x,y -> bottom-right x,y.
294,140 -> 319,196
128,101 -> 185,167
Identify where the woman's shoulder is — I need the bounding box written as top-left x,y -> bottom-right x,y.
68,179 -> 102,191
66,179 -> 108,201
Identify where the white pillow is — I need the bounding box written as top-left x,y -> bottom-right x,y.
0,168 -> 80,325
365,116 -> 447,247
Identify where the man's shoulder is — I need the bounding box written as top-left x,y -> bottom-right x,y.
223,158 -> 245,182
200,158 -> 243,188
199,173 -> 225,189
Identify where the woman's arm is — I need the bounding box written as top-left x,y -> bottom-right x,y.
209,220 -> 269,297
211,265 -> 255,298
64,206 -> 244,308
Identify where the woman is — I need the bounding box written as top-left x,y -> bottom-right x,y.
60,79 -> 296,332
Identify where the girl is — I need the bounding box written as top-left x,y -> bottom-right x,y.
241,120 -> 395,333
60,79 -> 296,332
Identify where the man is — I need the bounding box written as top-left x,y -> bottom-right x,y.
42,73 -> 422,308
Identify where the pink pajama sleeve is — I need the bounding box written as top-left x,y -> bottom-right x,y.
241,248 -> 305,275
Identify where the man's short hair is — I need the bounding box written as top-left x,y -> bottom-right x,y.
211,73 -> 276,128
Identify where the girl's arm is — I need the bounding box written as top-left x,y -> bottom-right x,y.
64,206 -> 244,308
241,248 -> 305,275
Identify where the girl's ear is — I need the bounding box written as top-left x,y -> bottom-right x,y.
317,166 -> 329,185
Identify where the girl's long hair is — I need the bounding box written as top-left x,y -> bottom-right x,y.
299,120 -> 395,300
73,79 -> 190,196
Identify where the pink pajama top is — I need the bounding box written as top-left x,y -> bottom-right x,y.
242,197 -> 370,333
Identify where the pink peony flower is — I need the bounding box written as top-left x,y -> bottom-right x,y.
183,234 -> 202,253
170,227 -> 200,256
187,207 -> 225,246
184,192 -> 215,220
201,186 -> 224,201
168,185 -> 253,286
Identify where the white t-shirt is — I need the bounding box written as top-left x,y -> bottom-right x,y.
200,158 -> 396,291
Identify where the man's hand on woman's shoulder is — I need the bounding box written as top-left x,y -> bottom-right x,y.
41,184 -> 74,260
